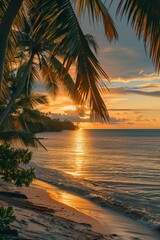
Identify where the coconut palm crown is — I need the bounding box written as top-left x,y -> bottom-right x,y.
0,0 -> 119,125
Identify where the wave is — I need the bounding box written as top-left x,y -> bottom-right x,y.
30,163 -> 160,231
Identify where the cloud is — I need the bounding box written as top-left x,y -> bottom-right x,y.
109,116 -> 130,124
133,83 -> 160,89
49,109 -> 91,123
135,114 -> 151,122
109,108 -> 150,112
110,113 -> 153,125
49,112 -> 81,122
110,87 -> 160,97
108,73 -> 160,83
102,47 -> 139,58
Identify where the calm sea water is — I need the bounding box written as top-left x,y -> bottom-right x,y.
31,129 -> 160,229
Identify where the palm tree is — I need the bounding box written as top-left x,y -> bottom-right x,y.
0,0 -> 159,83
0,0 -> 118,84
0,0 -> 118,123
1,9 -> 109,147
0,65 -> 49,148
0,1 -> 118,124
0,0 -> 159,126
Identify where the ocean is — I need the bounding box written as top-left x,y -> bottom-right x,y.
31,129 -> 160,230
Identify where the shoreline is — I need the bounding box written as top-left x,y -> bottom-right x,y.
20,182 -> 108,235
0,181 -> 109,240
33,180 -> 160,240
0,179 -> 159,240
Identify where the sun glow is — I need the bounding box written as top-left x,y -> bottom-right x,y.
67,130 -> 87,176
62,105 -> 77,111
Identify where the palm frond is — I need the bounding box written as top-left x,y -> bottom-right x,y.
40,54 -> 58,96
0,78 -> 9,99
0,115 -> 16,131
0,131 -> 47,150
36,0 -> 109,120
13,109 -> 46,132
85,34 -> 99,54
20,109 -> 45,123
0,54 -> 34,126
0,0 -> 9,21
50,56 -> 77,102
116,0 -> 160,72
17,93 -> 48,109
74,0 -> 118,41
23,62 -> 40,95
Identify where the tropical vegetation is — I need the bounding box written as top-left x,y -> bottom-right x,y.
0,206 -> 16,237
0,0 -> 159,238
0,144 -> 34,187
24,114 -> 78,132
0,145 -> 34,239
0,0 -> 117,127
0,0 -> 159,131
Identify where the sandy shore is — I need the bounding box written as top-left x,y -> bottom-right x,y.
0,182 -> 111,240
32,180 -> 160,240
0,180 -> 159,240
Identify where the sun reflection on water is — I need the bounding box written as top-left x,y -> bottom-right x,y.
67,129 -> 87,176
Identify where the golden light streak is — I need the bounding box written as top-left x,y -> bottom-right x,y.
67,130 -> 87,176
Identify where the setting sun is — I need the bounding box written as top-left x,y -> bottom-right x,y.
62,105 -> 77,111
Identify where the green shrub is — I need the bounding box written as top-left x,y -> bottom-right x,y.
0,144 -> 35,238
0,144 -> 35,187
0,206 -> 15,230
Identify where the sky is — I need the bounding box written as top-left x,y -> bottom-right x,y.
38,2 -> 160,129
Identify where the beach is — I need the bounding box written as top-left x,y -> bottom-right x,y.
0,179 -> 159,240
32,130 -> 160,231
0,181 -> 109,240
0,129 -> 160,239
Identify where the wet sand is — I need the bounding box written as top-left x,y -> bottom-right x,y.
0,182 -> 108,239
34,179 -> 160,240
0,179 -> 159,240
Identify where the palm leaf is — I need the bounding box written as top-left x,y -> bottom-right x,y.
0,115 -> 16,131
116,0 -> 160,71
13,109 -> 46,132
0,0 -> 9,21
20,109 -> 45,123
0,131 -> 47,150
36,0 -> 109,120
23,62 -> 40,95
75,0 -> 118,41
0,54 -> 34,125
50,56 -> 77,103
85,34 -> 99,54
40,54 -> 58,96
16,93 -> 48,109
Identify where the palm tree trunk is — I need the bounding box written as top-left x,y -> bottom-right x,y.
0,54 -> 34,126
0,0 -> 23,88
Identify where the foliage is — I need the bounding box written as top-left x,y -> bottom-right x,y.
24,113 -> 78,132
0,0 -> 118,125
0,72 -> 49,148
115,0 -> 160,72
0,144 -> 35,187
0,236 -> 6,240
34,0 -> 111,120
0,144 -> 35,238
0,0 -> 159,132
0,206 -> 15,231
